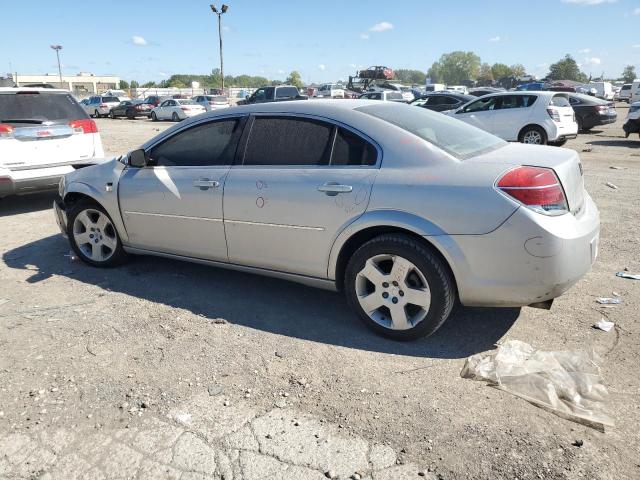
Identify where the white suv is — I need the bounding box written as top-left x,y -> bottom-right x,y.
315,84 -> 345,99
448,92 -> 578,146
0,87 -> 105,198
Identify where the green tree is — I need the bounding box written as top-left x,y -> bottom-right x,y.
477,63 -> 494,86
168,79 -> 187,88
142,81 -> 156,88
285,71 -> 303,88
621,65 -> 637,83
428,51 -> 481,85
394,69 -> 426,85
491,63 -> 512,81
426,64 -> 442,84
130,80 -> 140,89
547,55 -> 587,82
510,64 -> 526,78
119,80 -> 129,89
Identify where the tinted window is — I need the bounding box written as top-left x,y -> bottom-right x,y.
496,95 -> 537,110
387,92 -> 404,100
101,97 -> 119,103
149,120 -> 240,167
550,95 -> 570,107
331,128 -> 377,166
462,97 -> 497,112
275,87 -> 299,99
442,96 -> 460,105
244,117 -> 333,166
621,85 -> 631,91
0,92 -> 87,123
357,103 -> 506,160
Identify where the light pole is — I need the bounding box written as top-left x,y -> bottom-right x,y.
50,45 -> 63,87
210,4 -> 228,93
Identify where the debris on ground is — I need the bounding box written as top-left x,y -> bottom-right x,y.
605,182 -> 618,190
596,297 -> 621,305
572,439 -> 584,447
208,385 -> 224,396
594,319 -> 615,332
609,166 -> 626,170
0,299 -> 9,308
582,148 -> 592,152
460,340 -> 613,431
616,272 -> 640,280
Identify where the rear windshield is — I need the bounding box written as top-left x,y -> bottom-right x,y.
275,87 -> 299,98
550,95 -> 571,107
101,97 -> 120,103
621,85 -> 631,91
357,103 -> 506,160
0,92 -> 87,124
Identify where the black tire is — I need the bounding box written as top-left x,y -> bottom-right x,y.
109,110 -> 115,119
94,110 -> 101,119
126,109 -> 135,120
549,139 -> 568,147
344,234 -> 456,341
518,125 -> 547,145
151,112 -> 157,122
66,199 -> 127,268
172,112 -> 180,122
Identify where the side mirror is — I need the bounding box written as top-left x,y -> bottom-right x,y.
129,149 -> 148,168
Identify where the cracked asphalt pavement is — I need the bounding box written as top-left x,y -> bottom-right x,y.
1,108 -> 639,479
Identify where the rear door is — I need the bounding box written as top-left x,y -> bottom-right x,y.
223,115 -> 380,278
0,91 -> 97,169
491,95 -> 537,141
119,116 -> 245,260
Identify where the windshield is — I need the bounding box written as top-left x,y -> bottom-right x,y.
357,103 -> 506,160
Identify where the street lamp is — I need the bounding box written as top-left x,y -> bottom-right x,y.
210,4 -> 229,92
50,45 -> 63,87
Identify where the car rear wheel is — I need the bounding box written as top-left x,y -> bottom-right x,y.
67,200 -> 127,268
126,109 -> 135,120
172,112 -> 180,122
94,109 -> 101,119
344,234 -> 456,340
109,111 -> 115,119
519,126 -> 547,145
151,112 -> 157,121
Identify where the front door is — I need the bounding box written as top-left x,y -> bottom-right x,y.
453,95 -> 497,133
223,115 -> 380,278
119,117 -> 245,260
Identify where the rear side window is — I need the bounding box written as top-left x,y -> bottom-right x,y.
244,117 -> 333,166
275,87 -> 299,99
0,92 -> 87,123
550,95 -> 570,107
102,97 -> 119,103
331,128 -> 377,166
149,119 -> 240,167
387,92 -> 403,100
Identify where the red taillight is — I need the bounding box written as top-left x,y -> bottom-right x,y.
546,108 -> 560,122
497,166 -> 568,215
99,103 -> 107,108
69,119 -> 98,134
0,124 -> 14,138
180,107 -> 189,111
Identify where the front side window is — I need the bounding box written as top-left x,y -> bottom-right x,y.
149,119 -> 240,167
462,97 -> 497,113
244,117 -> 333,166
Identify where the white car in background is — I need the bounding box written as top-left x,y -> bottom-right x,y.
447,85 -> 469,95
630,80 -> 640,104
192,95 -> 230,111
0,87 -> 104,198
369,83 -> 414,102
83,95 -> 122,118
618,83 -> 633,103
359,90 -> 406,102
315,84 -> 345,99
150,99 -> 206,121
448,91 -> 578,146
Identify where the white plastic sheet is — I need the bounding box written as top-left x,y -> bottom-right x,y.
461,340 -> 614,431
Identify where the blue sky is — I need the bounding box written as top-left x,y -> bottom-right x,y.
2,0 -> 639,84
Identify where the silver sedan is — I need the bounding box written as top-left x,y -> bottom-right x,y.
53,100 -> 600,340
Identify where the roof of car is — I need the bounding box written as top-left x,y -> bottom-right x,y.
0,87 -> 71,94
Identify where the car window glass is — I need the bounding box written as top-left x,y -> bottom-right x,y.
550,95 -> 570,107
569,97 -> 580,105
442,96 -> 459,105
463,97 -> 496,113
496,95 -> 520,110
331,128 -> 377,166
149,119 -> 240,167
0,92 -> 86,123
244,117 -> 333,166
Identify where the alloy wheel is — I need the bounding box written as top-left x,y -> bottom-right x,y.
72,209 -> 118,262
355,254 -> 431,331
522,130 -> 543,144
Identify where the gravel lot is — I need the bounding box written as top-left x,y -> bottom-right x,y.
1,106 -> 639,479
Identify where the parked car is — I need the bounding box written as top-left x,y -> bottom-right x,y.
468,87 -> 505,97
315,84 -> 346,99
425,83 -> 446,92
359,91 -> 405,102
447,92 -> 578,146
108,100 -> 153,119
193,95 -> 230,111
102,89 -> 130,101
343,89 -> 360,99
369,83 -> 414,102
0,87 -> 104,198
516,82 -> 546,92
83,95 -> 121,118
623,101 -> 640,138
629,80 -> 640,104
142,95 -> 163,108
150,99 -> 206,121
618,84 -> 633,103
53,100 -> 599,340
238,85 -> 307,105
410,92 -> 475,112
446,85 -> 469,95
568,94 -> 616,132
588,82 -> 614,101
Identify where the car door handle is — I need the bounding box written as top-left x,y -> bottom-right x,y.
193,179 -> 220,190
318,182 -> 353,196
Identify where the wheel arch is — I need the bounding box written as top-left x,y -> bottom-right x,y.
518,123 -> 548,142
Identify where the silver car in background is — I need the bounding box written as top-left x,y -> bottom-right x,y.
53,100 -> 599,340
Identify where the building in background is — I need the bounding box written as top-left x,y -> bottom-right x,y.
7,72 -> 120,95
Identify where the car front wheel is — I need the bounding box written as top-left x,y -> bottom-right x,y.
67,200 -> 127,268
172,112 -> 180,122
344,234 -> 456,340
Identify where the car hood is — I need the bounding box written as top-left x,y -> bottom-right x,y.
65,157 -> 123,186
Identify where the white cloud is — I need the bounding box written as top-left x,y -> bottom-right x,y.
561,0 -> 617,4
359,33 -> 370,40
222,25 -> 231,32
579,48 -> 591,53
158,71 -> 167,77
277,69 -> 285,74
131,36 -> 147,46
489,36 -> 501,42
369,21 -> 394,32
633,7 -> 640,15
584,57 -> 602,66
633,44 -> 640,48
318,64 -> 326,71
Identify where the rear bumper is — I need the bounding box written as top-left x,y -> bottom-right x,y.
430,193 -> 600,307
0,172 -> 66,197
